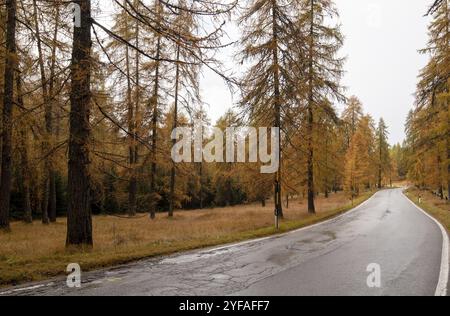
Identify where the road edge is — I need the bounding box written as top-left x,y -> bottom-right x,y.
196,190 -> 378,254
402,190 -> 449,297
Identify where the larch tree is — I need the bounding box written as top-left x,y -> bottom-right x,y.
30,0 -> 57,224
298,0 -> 345,213
149,0 -> 164,220
107,0 -> 141,216
17,0 -> 67,224
344,116 -> 376,198
316,110 -> 342,198
66,0 -> 93,246
407,0 -> 449,200
376,118 -> 391,189
168,0 -> 203,217
238,0 -> 304,220
342,96 -> 364,149
93,0 -> 235,219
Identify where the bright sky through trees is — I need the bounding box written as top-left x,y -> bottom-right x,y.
200,0 -> 432,145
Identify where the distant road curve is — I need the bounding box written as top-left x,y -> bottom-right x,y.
1,189 -> 448,296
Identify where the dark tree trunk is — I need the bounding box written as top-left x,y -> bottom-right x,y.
199,162 -> 203,209
272,0 -> 283,220
149,33 -> 161,220
48,4 -> 60,223
226,174 -> 232,207
437,154 -> 444,199
446,111 -> 449,202
169,43 -> 181,218
307,100 -> 315,214
129,9 -> 141,216
124,0 -> 136,217
42,180 -> 50,224
447,139 -> 450,202
32,0 -> 52,224
378,130 -> 382,189
66,0 -> 93,247
48,174 -> 57,222
378,168 -> 382,189
0,0 -> 17,231
31,183 -> 41,221
149,1 -> 162,220
325,137 -> 329,199
16,72 -> 32,224
307,0 -> 316,214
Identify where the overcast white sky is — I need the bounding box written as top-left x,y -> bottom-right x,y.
200,0 -> 433,145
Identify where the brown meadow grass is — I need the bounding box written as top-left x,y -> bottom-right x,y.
0,191 -> 374,287
406,187 -> 450,231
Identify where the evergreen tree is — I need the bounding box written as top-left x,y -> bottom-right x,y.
238,0 -> 304,219
345,116 -> 376,197
298,0 -> 345,213
376,118 -> 391,188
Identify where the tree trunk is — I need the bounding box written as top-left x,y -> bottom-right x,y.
31,182 -> 41,221
124,0 -> 136,217
307,0 -> 316,214
66,0 -> 93,247
271,0 -> 283,220
447,136 -> 450,202
447,4 -> 450,203
149,8 -> 161,220
148,0 -> 163,220
437,155 -> 444,199
131,2 -> 141,215
48,3 -> 60,223
21,150 -> 33,224
32,0 -> 52,224
169,43 -> 181,218
42,180 -> 50,224
446,101 -> 450,202
378,129 -> 382,189
16,72 -> 32,224
307,98 -> 316,214
199,162 -> 203,209
447,144 -> 450,202
0,0 -> 17,231
325,135 -> 329,198
49,174 -> 57,222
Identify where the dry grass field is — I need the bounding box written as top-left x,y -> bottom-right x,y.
0,191 -> 374,287
406,188 -> 450,231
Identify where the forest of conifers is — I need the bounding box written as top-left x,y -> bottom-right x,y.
0,0 -> 448,247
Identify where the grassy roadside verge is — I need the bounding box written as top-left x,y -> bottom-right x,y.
0,191 -> 375,287
405,188 -> 450,232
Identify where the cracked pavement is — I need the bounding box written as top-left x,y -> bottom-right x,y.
0,189 -> 446,296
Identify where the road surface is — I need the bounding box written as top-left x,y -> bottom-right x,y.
1,189 -> 448,296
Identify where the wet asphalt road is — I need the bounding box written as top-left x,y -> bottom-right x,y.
1,189 -> 447,296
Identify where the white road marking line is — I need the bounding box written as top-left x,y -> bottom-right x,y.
402,191 -> 449,297
0,282 -> 55,296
